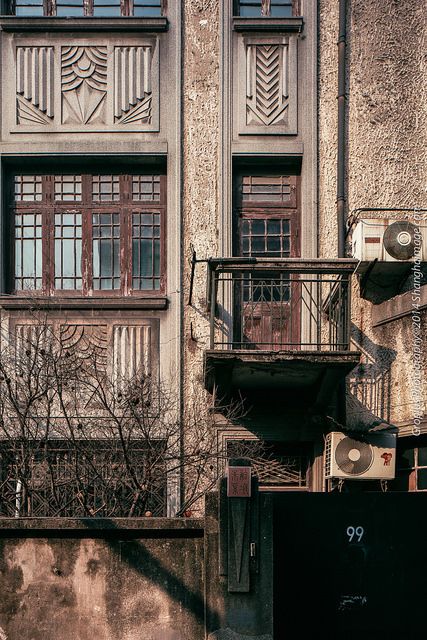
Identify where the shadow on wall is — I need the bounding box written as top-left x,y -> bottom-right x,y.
347,323 -> 397,429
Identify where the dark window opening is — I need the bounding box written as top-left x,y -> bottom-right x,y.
9,173 -> 166,297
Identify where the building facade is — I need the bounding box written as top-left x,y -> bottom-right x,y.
0,0 -> 425,510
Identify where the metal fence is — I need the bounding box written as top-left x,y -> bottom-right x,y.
207,258 -> 356,352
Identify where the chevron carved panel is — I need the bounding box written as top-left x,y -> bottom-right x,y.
114,46 -> 153,125
246,43 -> 289,127
16,47 -> 54,125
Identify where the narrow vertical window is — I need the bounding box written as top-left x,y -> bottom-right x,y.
132,212 -> 161,290
92,213 -> 120,290
15,212 -> 43,290
55,212 -> 82,290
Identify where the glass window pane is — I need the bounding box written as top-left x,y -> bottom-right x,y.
417,468 -> 427,490
15,176 -> 42,202
54,212 -> 82,290
92,213 -> 120,290
15,212 -> 43,291
93,6 -> 122,15
132,211 -> 161,290
417,447 -> 427,467
16,5 -> 44,14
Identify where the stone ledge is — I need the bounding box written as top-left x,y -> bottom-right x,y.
0,517 -> 204,535
0,16 -> 168,32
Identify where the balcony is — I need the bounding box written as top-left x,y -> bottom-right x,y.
204,258 -> 360,403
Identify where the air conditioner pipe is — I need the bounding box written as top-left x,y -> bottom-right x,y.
337,0 -> 347,259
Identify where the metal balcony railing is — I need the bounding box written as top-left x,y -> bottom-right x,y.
207,258 -> 357,352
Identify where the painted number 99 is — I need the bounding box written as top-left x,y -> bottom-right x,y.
347,526 -> 364,542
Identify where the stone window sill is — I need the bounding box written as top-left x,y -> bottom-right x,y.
232,16 -> 303,33
0,16 -> 168,32
0,296 -> 169,311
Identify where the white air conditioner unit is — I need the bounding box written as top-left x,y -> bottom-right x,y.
352,218 -> 427,262
324,431 -> 396,480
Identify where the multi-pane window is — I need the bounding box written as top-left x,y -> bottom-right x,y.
10,0 -> 163,16
235,0 -> 297,18
11,173 -> 166,296
235,173 -> 299,304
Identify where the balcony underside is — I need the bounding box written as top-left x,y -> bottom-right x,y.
204,349 -> 361,404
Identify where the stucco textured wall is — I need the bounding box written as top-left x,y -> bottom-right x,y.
318,0 -> 427,429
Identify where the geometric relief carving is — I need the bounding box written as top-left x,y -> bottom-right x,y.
16,47 -> 54,125
114,47 -> 152,125
59,324 -> 108,370
246,43 -> 289,127
112,325 -> 151,382
61,46 -> 107,125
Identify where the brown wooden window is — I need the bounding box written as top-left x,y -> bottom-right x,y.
235,0 -> 299,18
11,173 -> 166,296
11,0 -> 163,17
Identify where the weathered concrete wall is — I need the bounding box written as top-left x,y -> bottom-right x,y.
318,0 -> 427,429
0,520 -> 204,640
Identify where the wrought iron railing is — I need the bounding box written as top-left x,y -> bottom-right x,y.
207,258 -> 357,352
0,440 -> 166,518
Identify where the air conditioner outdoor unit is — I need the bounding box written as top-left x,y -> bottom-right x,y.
324,431 -> 396,480
352,218 -> 427,262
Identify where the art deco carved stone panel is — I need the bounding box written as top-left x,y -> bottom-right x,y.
5,36 -> 160,135
236,34 -> 297,136
61,46 -> 108,125
16,47 -> 54,125
11,319 -> 157,381
114,46 -> 153,125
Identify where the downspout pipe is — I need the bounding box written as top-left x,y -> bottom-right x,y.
337,0 -> 347,258
337,0 -> 347,427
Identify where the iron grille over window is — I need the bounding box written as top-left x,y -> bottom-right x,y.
11,0 -> 163,17
0,440 -> 166,517
235,0 -> 298,18
11,173 -> 166,296
227,440 -> 309,489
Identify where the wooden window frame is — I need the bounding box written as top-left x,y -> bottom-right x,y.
233,173 -> 301,257
9,0 -> 164,17
9,173 -> 167,298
